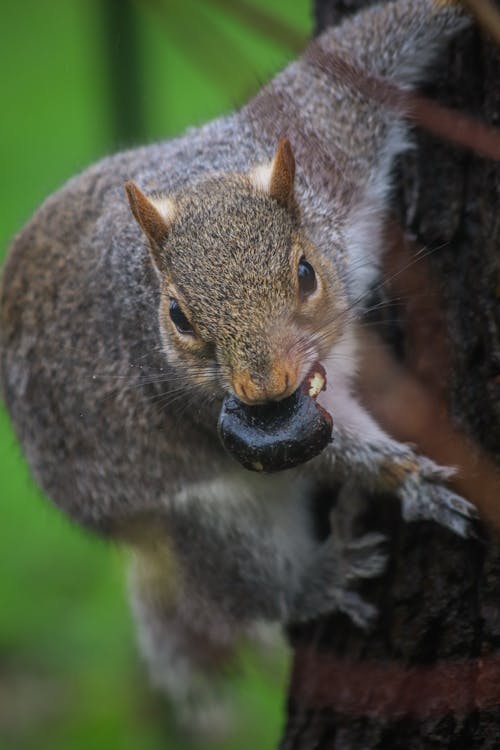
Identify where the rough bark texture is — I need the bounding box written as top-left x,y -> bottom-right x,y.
281,2 -> 500,748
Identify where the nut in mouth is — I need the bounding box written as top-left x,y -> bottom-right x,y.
217,361 -> 333,473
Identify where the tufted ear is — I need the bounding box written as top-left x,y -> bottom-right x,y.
249,137 -> 296,210
124,181 -> 176,249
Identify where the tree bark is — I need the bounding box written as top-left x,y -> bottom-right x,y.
280,2 -> 500,748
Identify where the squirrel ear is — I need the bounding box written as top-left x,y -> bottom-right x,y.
124,181 -> 175,248
249,137 -> 296,210
269,137 -> 295,208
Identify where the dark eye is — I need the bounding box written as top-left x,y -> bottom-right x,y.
169,299 -> 194,335
298,257 -> 317,298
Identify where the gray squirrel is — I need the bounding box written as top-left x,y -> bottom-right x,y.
0,0 -> 476,732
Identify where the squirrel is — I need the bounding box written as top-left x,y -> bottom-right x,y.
0,0 -> 476,734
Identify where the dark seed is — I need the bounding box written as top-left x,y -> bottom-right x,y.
217,385 -> 333,473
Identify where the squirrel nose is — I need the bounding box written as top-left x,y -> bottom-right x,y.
232,364 -> 298,404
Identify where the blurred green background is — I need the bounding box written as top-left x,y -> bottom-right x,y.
0,1 -> 310,748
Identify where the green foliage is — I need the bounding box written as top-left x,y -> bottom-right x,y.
0,1 -> 309,747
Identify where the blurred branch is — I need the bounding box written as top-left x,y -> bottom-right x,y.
290,650 -> 500,716
407,92 -> 500,161
360,225 -> 500,531
101,0 -> 146,147
305,43 -> 500,160
202,0 -> 307,53
142,0 -> 260,100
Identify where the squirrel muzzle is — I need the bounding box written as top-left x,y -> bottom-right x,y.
218,364 -> 333,472
232,362 -> 299,405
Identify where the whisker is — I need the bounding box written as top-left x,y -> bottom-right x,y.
296,241 -> 446,358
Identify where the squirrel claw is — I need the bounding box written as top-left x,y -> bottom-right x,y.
341,532 -> 388,581
400,473 -> 478,538
336,591 -> 378,630
291,529 -> 387,628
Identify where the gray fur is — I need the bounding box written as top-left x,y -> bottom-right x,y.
0,0 -> 474,729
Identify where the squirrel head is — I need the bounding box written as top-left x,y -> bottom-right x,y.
125,138 -> 348,405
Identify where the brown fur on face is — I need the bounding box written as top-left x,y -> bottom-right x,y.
163,176 -> 345,403
127,154 -> 347,404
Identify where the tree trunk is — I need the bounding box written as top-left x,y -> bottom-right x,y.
280,2 -> 500,748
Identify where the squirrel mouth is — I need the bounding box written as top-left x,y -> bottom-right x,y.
217,363 -> 333,472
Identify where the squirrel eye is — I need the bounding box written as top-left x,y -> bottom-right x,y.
298,257 -> 317,298
169,299 -> 194,335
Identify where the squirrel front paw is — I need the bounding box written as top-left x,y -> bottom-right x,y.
290,527 -> 387,629
369,445 -> 477,536
396,456 -> 478,537
327,429 -> 478,538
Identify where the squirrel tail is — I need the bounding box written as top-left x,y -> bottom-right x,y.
128,548 -> 238,740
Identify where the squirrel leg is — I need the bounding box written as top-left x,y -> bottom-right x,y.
313,390 -> 477,537
290,482 -> 387,628
128,550 -> 237,741
139,479 -> 390,635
